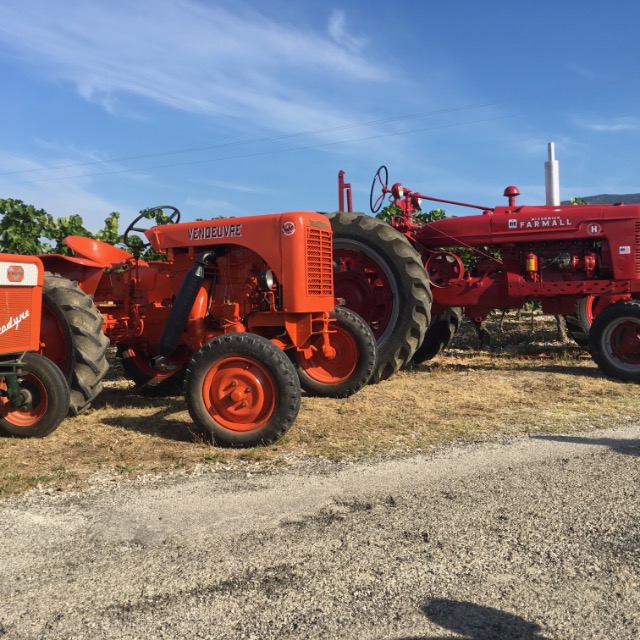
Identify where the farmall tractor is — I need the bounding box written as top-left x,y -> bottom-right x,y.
0,254 -> 70,437
39,208 -> 376,447
330,166 -> 640,383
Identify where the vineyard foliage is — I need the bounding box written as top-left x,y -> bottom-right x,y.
0,199 -> 176,258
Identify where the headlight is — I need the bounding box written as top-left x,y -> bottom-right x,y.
257,269 -> 275,291
391,182 -> 405,199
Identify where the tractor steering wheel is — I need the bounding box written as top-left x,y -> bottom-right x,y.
369,165 -> 389,214
123,205 -> 181,249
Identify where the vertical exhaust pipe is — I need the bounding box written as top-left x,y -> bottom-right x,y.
545,142 -> 560,206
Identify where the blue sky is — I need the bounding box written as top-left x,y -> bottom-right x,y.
1,0 -> 639,232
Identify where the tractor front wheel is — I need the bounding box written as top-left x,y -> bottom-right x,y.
41,274 -> 110,414
589,300 -> 640,382
293,306 -> 377,398
411,307 -> 463,365
0,352 -> 70,438
326,212 -> 431,382
184,334 -> 301,447
565,296 -> 600,348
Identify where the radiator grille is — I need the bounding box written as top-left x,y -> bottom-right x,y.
0,289 -> 34,353
636,222 -> 640,274
306,227 -> 333,296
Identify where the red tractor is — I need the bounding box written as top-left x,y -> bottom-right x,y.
0,254 -> 69,437
39,208 -> 376,447
331,166 -> 640,383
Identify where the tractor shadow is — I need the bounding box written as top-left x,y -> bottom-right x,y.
393,598 -> 547,639
416,358 -> 602,379
532,434 -> 640,457
94,386 -> 199,443
449,361 -> 601,378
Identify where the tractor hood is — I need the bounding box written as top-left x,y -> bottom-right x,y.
417,204 -> 640,247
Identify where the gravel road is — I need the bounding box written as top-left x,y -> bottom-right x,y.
1,425 -> 638,639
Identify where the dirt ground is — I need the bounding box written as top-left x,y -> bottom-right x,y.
1,312 -> 637,497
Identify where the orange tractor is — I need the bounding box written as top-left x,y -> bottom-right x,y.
0,254 -> 69,437
39,208 -> 376,446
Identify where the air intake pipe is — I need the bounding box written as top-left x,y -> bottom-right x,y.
155,251 -> 216,360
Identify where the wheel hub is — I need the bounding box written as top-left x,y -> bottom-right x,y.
202,357 -> 276,432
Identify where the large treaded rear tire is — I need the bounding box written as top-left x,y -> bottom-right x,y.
326,212 -> 431,383
41,274 -> 110,415
411,306 -> 463,365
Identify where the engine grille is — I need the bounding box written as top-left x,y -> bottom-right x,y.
0,289 -> 34,352
636,221 -> 640,274
306,227 -> 333,296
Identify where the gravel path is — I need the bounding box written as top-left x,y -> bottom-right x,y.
1,425 -> 639,639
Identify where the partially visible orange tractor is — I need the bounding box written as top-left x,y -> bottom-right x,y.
0,254 -> 69,437
39,208 -> 376,447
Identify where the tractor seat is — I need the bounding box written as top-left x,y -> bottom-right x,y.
64,236 -> 144,268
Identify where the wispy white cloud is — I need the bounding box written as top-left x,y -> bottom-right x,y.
328,10 -> 367,53
0,0 -> 383,135
574,116 -> 640,133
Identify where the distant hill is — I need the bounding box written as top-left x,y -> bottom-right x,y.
561,194 -> 640,205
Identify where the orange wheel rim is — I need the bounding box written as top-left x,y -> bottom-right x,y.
298,326 -> 358,384
202,357 -> 275,432
0,374 -> 49,427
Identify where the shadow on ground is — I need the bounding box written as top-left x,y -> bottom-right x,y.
99,400 -> 200,443
533,434 -> 640,457
393,598 -> 547,639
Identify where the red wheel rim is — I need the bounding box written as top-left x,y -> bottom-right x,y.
425,252 -> 464,288
202,357 -> 275,432
298,325 -> 358,384
606,319 -> 640,366
0,374 -> 48,427
333,246 -> 397,342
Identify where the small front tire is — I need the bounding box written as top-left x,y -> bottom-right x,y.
0,352 -> 70,438
184,334 -> 301,447
411,307 -> 463,365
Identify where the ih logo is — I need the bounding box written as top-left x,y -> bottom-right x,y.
587,223 -> 602,236
508,219 -> 517,229
7,265 -> 24,283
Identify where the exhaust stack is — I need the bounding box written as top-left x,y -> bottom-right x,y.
544,142 -> 560,206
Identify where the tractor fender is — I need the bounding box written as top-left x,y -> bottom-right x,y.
39,254 -> 105,297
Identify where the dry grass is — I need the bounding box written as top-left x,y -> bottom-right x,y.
1,312 -> 637,498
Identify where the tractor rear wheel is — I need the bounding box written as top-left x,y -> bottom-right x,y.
293,306 -> 377,398
41,274 -> 110,415
589,300 -> 640,382
184,333 -> 301,447
411,307 -> 463,365
0,352 -> 70,438
118,344 -> 189,395
326,212 -> 431,382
